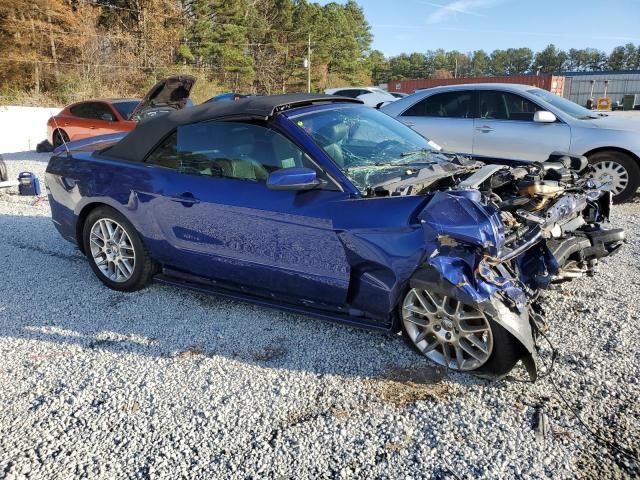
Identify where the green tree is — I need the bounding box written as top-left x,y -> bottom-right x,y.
533,44 -> 567,73
209,0 -> 254,90
505,47 -> 532,74
623,43 -> 638,69
490,49 -> 509,75
470,50 -> 489,76
368,50 -> 390,84
608,45 -> 626,70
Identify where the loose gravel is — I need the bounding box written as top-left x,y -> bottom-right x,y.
0,151 -> 639,479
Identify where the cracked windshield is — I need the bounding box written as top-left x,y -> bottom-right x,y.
290,105 -> 446,190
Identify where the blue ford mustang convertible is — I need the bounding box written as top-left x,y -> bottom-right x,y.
46,94 -> 624,378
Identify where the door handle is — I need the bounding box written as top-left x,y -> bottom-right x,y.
171,192 -> 200,206
404,121 -> 415,127
476,125 -> 494,132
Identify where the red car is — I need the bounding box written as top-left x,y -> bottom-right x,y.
47,75 -> 195,148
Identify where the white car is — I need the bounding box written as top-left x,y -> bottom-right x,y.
325,87 -> 397,108
382,83 -> 640,202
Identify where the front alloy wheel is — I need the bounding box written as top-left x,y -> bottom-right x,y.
401,285 -> 525,377
402,289 -> 493,371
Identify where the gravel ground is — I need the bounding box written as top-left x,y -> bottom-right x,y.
0,152 -> 639,479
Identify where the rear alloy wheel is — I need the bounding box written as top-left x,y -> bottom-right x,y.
401,288 -> 523,376
89,218 -> 136,283
588,151 -> 640,203
82,206 -> 154,292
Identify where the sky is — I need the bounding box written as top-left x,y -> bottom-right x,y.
319,0 -> 640,56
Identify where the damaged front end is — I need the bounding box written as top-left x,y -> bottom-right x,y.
407,153 -> 625,379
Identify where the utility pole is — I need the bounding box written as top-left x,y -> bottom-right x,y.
307,33 -> 311,93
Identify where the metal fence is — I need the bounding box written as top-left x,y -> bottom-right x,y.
562,71 -> 640,107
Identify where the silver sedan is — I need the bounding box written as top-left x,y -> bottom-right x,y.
381,83 -> 640,202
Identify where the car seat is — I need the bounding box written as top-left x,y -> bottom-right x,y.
225,128 -> 269,181
317,122 -> 349,167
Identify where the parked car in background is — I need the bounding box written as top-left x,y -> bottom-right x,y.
46,94 -> 623,378
47,98 -> 139,148
390,92 -> 409,99
381,83 -> 640,202
47,75 -> 195,148
325,87 -> 397,107
203,93 -> 251,103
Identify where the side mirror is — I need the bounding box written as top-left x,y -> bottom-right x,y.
101,113 -> 115,121
267,167 -> 320,191
533,111 -> 557,123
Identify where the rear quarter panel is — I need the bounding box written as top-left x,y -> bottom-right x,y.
45,151 -> 162,249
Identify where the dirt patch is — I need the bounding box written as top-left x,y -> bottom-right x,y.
369,364 -> 451,408
175,345 -> 205,360
250,344 -> 287,362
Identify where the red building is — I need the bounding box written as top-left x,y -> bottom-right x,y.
390,74 -> 566,96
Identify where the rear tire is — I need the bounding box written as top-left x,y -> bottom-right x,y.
400,287 -> 525,377
588,150 -> 640,203
53,129 -> 69,148
82,206 -> 154,292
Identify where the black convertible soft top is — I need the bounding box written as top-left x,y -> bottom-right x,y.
105,93 -> 361,163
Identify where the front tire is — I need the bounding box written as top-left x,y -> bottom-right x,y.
82,206 -> 154,292
401,288 -> 524,377
588,151 -> 640,203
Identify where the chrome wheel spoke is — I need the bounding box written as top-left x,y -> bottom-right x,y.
465,334 -> 490,354
459,340 -> 486,362
422,339 -> 439,354
454,344 -> 465,370
458,319 -> 490,333
404,314 -> 429,328
414,330 -> 429,344
442,342 -> 453,367
414,289 -> 437,314
403,304 -> 428,317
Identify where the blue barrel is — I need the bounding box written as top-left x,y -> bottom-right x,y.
18,172 -> 42,196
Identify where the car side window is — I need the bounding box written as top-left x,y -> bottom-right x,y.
69,102 -> 115,121
334,89 -> 362,99
478,91 -> 542,121
69,103 -> 94,119
145,122 -> 314,183
91,103 -> 116,121
402,91 -> 473,118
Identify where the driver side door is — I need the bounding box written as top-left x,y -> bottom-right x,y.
142,120 -> 352,308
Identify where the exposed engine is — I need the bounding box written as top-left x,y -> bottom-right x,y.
361,151 -> 625,285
